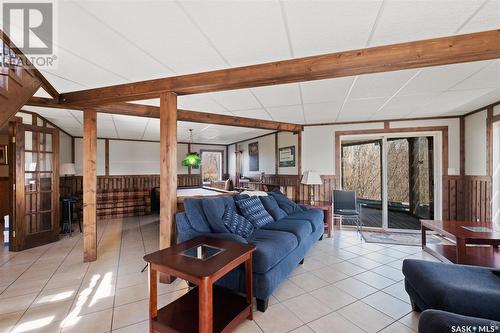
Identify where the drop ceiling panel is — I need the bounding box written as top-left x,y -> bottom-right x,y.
400,61 -> 493,95
370,1 -> 484,46
301,77 -> 354,104
458,1 -> 500,34
232,109 -> 272,121
250,84 -> 301,108
80,0 -> 227,75
58,2 -> 171,84
303,102 -> 343,124
349,69 -> 418,99
375,93 -> 440,119
180,1 -> 290,66
283,1 -> 382,57
178,95 -> 229,114
204,90 -> 261,111
267,105 -> 305,123
337,97 -> 387,122
450,60 -> 500,91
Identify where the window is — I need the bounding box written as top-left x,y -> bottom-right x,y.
201,151 -> 223,182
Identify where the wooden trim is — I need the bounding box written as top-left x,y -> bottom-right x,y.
463,100 -> 500,118
83,109 -> 97,262
487,106 -> 493,177
229,131 -> 278,146
19,110 -> 73,138
71,137 -> 75,163
72,136 -> 228,147
159,92 -> 177,283
187,142 -> 192,175
384,121 -> 390,130
105,139 -> 110,176
460,116 -> 465,176
59,30 -> 500,105
274,133 -> 279,175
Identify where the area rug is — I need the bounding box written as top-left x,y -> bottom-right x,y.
361,231 -> 444,246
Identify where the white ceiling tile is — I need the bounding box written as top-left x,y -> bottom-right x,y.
450,60 -> 500,91
205,90 -> 261,111
458,1 -> 500,34
337,97 -> 387,121
178,95 -> 229,114
267,105 -> 305,123
375,93 -> 441,119
350,69 -> 418,99
301,77 -> 355,104
180,0 -> 290,66
79,0 -> 227,75
232,109 -> 272,121
303,102 -> 343,124
400,61 -> 493,95
250,83 -> 301,108
283,1 -> 382,57
370,1 -> 484,46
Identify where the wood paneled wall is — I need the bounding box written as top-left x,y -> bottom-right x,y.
443,175 -> 491,222
299,175 -> 338,202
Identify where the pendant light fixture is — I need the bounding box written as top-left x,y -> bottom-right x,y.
182,129 -> 201,168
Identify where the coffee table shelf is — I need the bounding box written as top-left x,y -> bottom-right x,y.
152,285 -> 250,333
425,243 -> 500,268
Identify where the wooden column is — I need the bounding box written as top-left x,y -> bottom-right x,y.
187,142 -> 192,175
104,139 -> 110,176
159,92 -> 177,282
296,131 -> 302,201
275,132 -> 279,175
83,109 -> 97,262
487,106 -> 493,177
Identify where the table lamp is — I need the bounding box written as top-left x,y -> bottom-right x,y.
301,171 -> 323,205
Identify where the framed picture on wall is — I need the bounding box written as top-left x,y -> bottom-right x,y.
0,145 -> 7,165
279,146 -> 295,167
248,142 -> 259,171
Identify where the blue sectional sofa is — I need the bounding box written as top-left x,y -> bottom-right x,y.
175,194 -> 324,311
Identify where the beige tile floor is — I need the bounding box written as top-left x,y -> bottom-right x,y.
0,215 -> 438,333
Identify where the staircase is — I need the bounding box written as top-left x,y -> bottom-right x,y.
0,38 -> 42,129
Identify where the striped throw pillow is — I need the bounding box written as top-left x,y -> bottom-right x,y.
236,196 -> 274,228
222,206 -> 254,239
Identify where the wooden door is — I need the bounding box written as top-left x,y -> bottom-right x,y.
10,123 -> 59,251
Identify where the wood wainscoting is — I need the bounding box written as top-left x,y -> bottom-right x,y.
299,175 -> 338,203
443,175 -> 492,222
60,174 -> 202,220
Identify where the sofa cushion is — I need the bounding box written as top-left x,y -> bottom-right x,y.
201,197 -> 236,233
260,196 -> 287,221
268,191 -> 303,214
286,209 -> 324,232
222,206 -> 254,239
403,259 -> 500,320
236,196 -> 274,228
183,198 -> 211,233
261,219 -> 312,242
247,229 -> 298,274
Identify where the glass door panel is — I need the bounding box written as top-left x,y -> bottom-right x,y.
341,140 -> 382,228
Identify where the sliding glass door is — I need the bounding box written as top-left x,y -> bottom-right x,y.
341,135 -> 435,231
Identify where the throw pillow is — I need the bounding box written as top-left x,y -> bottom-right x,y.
236,196 -> 274,228
222,206 -> 254,239
260,196 -> 287,221
268,192 -> 304,215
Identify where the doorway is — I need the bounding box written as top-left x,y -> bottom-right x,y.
10,122 -> 59,251
341,135 -> 435,231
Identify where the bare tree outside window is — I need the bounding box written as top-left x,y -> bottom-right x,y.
201,151 -> 222,182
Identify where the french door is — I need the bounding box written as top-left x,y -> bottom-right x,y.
10,122 -> 59,251
342,135 -> 435,231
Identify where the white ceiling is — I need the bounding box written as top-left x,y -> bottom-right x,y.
7,0 -> 500,142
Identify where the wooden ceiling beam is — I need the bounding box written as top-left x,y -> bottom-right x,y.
57,29 -> 500,106
25,98 -> 303,132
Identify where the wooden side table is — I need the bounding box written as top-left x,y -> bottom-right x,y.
143,236 -> 256,333
298,201 -> 333,237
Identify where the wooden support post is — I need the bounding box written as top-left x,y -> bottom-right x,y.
187,142 -> 192,175
275,132 -> 279,175
159,92 -> 177,283
105,139 -> 110,176
83,109 -> 97,262
296,131 -> 302,201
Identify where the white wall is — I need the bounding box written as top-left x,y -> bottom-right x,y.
74,139 -> 227,176
236,134 -> 276,177
464,110 -> 487,176
277,131 -> 298,175
59,132 -> 73,165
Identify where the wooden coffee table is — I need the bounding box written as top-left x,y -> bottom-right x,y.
421,220 -> 500,268
143,236 -> 256,333
298,201 -> 333,237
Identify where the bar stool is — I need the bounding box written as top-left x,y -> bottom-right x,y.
60,196 -> 80,236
